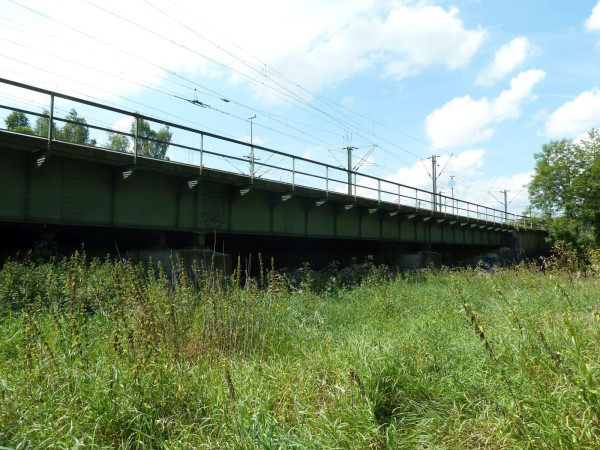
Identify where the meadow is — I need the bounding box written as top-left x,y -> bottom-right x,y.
1,252 -> 600,448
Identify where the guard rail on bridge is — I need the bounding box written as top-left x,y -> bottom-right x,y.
0,77 -> 539,230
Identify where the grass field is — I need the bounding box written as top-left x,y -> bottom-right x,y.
1,253 -> 600,448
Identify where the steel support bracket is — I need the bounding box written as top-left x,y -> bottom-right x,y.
238,184 -> 253,196
183,176 -> 202,190
116,165 -> 135,183
31,148 -> 50,169
360,206 -> 379,217
273,192 -> 294,206
337,203 -> 356,214
308,197 -> 328,211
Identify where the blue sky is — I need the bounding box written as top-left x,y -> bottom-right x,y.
1,0 -> 600,214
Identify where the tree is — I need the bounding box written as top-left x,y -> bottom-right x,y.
33,109 -> 58,139
57,109 -> 96,146
528,129 -> 600,247
4,111 -> 34,135
106,132 -> 129,152
132,118 -> 172,159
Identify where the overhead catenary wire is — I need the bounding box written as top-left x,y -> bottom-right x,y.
2,0 -> 429,164
1,6 -> 365,152
151,0 -> 433,154
79,0 -> 428,161
0,39 -> 337,150
2,0 -> 530,215
5,0 -> 412,165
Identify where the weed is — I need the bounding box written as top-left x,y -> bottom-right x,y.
1,251 -> 600,447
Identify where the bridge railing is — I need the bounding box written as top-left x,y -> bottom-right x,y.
0,77 -> 540,229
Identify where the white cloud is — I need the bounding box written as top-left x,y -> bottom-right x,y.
425,69 -> 546,148
356,150 -> 485,199
476,37 -> 535,85
236,2 -> 488,102
112,116 -> 132,133
545,88 -> 600,137
460,171 -> 532,212
0,0 -> 487,105
585,2 -> 600,31
324,147 -> 532,214
375,5 -> 489,78
354,149 -> 530,212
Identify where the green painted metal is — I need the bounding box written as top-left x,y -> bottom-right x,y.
0,77 -> 548,254
0,133 -> 540,249
0,78 -> 543,231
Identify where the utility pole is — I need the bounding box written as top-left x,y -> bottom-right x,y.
489,189 -> 509,222
430,155 -> 438,211
449,175 -> 455,215
346,146 -> 358,195
425,154 -> 453,211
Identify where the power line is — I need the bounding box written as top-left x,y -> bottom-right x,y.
4,0 -> 457,189
80,0 -> 427,162
154,0 -> 434,153
2,4 -> 360,153
1,26 -> 344,150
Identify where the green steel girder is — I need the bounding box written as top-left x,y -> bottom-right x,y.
0,131 -> 545,249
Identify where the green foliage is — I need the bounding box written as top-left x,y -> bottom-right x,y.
4,111 -> 34,135
32,108 -> 57,138
5,108 -> 95,145
529,129 -> 600,247
57,108 -> 96,146
132,117 -> 172,159
106,131 -> 129,152
2,256 -> 600,447
104,117 -> 172,158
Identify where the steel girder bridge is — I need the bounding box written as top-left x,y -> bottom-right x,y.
0,78 -> 547,258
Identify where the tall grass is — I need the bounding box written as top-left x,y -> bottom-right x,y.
1,252 -> 599,447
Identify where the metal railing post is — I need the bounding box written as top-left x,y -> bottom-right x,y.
134,115 -> 139,162
378,179 -> 381,205
326,166 -> 329,196
292,157 -> 295,190
199,133 -> 203,175
250,146 -> 255,183
47,94 -> 54,150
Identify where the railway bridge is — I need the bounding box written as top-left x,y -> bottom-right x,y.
0,79 -> 547,268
